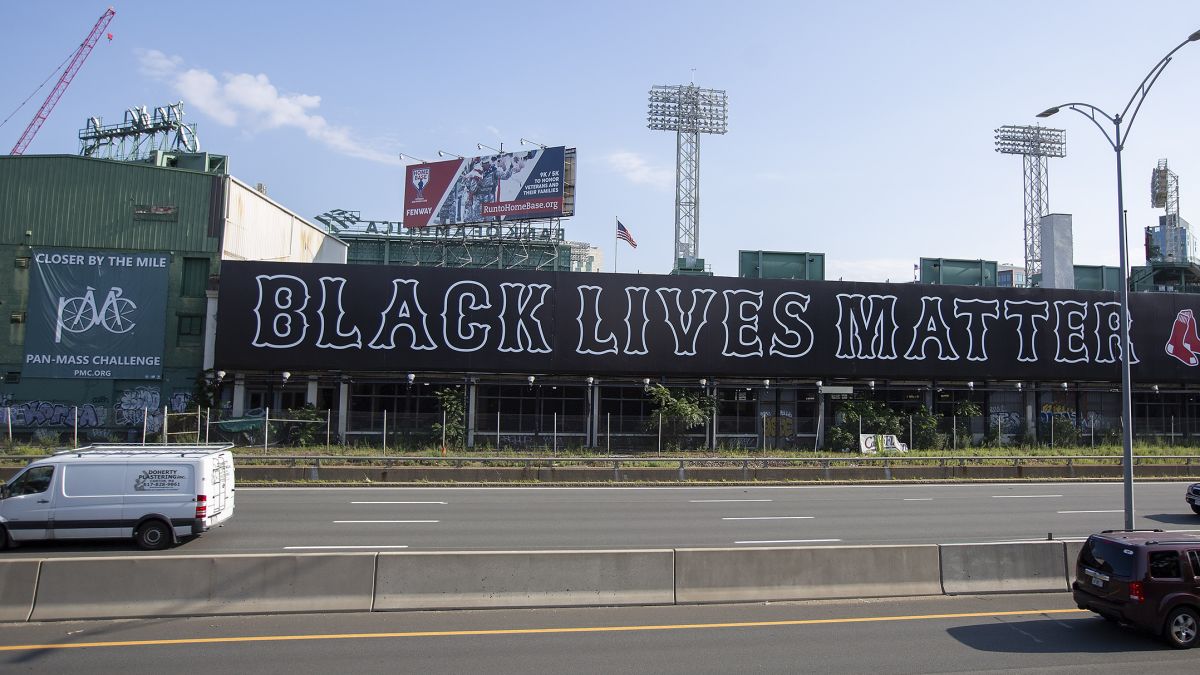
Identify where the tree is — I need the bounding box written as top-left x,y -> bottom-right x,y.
431,386 -> 466,450
645,384 -> 714,451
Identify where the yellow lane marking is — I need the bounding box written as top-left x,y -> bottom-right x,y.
0,608 -> 1088,652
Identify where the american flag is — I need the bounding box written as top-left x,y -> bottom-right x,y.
617,220 -> 637,248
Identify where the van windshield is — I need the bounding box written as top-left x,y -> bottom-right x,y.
1080,537 -> 1136,578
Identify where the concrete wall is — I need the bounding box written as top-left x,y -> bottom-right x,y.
29,553 -> 376,620
675,545 -> 942,603
1,541 -> 1084,622
374,549 -> 675,610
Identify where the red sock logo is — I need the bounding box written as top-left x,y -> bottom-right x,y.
1165,309 -> 1200,366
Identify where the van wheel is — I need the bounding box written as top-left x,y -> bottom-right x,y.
1164,607 -> 1200,649
135,520 -> 172,551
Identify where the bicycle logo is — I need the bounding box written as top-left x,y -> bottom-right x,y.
54,286 -> 137,343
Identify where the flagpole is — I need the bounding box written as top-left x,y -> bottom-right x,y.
614,216 -> 618,273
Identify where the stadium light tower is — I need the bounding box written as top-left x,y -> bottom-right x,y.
647,83 -> 728,270
994,125 -> 1066,284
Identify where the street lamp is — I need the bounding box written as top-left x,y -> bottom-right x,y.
477,142 -> 503,154
398,152 -> 428,163
437,150 -> 464,159
1037,28 -> 1200,529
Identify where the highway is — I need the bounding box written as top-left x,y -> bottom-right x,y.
5,480 -> 1198,556
1,593 -> 1195,673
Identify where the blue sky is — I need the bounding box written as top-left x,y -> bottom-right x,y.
3,1 -> 1200,281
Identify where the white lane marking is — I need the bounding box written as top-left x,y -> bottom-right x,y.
1162,529 -> 1200,533
953,537 -> 1089,544
1057,510 -> 1122,514
991,494 -> 1063,499
351,501 -> 447,505
735,539 -> 842,544
690,499 -> 773,503
903,498 -> 933,501
244,481 -> 1197,491
284,545 -> 410,550
722,516 -> 814,521
333,520 -> 439,524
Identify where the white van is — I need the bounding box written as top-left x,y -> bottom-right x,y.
0,445 -> 235,550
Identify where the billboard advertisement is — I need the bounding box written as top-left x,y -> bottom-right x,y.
404,146 -> 569,227
215,260 -> 1200,384
23,248 -> 169,380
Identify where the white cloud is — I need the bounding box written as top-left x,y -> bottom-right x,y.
137,49 -> 399,165
606,151 -> 673,190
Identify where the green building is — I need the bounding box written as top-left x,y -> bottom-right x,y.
0,153 -> 345,442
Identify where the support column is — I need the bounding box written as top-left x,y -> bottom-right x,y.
305,376 -> 319,407
232,374 -> 245,417
202,289 -> 219,371
338,379 -> 350,442
466,380 -> 476,449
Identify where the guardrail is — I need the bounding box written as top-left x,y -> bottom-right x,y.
4,452 -> 1200,483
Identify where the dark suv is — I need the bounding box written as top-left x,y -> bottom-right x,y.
1073,530 -> 1200,648
1186,483 -> 1200,514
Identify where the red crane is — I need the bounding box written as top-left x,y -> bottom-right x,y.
9,7 -> 116,155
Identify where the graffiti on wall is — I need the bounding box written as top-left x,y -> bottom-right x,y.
0,399 -> 106,428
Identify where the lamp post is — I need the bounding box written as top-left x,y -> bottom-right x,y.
1037,28 -> 1200,529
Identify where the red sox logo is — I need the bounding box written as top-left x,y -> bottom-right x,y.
1165,309 -> 1200,366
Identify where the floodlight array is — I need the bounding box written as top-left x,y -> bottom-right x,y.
647,85 -> 729,134
993,125 -> 1066,157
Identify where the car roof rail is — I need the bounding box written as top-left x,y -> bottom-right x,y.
1100,529 -> 1165,534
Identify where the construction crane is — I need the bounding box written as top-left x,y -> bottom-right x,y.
9,7 -> 115,156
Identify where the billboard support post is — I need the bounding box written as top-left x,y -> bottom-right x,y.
73,407 -> 78,448
162,406 -> 168,446
141,408 -> 147,445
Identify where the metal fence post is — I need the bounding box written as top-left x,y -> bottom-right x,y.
264,407 -> 270,451
326,408 -> 331,453
163,406 -> 168,446
553,412 -> 558,457
952,414 -> 957,450
73,406 -> 78,448
909,415 -> 913,450
658,412 -> 663,454
5,406 -> 11,447
442,410 -> 447,454
607,413 -> 611,454
205,407 -> 211,444
496,411 -> 501,450
142,407 -> 148,445
383,409 -> 388,452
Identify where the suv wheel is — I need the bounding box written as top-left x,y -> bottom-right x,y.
1191,505 -> 1200,515
1164,607 -> 1200,649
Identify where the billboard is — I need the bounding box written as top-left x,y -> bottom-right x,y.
403,146 -> 571,227
215,261 -> 1200,384
23,248 -> 169,380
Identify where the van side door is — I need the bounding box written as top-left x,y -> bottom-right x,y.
54,463 -> 125,539
1,465 -> 57,542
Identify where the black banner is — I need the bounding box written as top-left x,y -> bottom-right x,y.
214,261 -> 1200,383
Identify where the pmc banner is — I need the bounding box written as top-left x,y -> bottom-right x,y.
24,248 -> 169,379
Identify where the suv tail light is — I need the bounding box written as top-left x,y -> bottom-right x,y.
1129,581 -> 1144,602
195,494 -> 207,519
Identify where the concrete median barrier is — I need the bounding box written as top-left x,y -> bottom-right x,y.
0,560 -> 40,622
674,545 -> 942,603
30,553 -> 376,620
939,541 -> 1068,594
373,549 -> 675,610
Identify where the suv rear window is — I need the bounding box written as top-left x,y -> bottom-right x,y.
1080,537 -> 1136,578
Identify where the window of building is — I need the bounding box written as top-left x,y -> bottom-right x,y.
177,315 -> 203,346
181,257 -> 209,297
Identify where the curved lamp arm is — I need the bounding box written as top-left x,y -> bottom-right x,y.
1037,102 -> 1117,149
